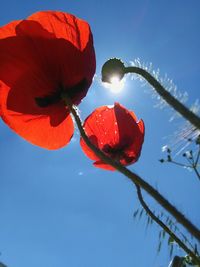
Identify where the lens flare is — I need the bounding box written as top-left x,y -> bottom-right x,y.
102,75 -> 125,94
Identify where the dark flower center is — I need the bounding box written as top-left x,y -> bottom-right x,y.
35,79 -> 88,107
102,144 -> 126,160
102,139 -> 135,163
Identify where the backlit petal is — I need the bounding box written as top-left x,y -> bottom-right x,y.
80,134 -> 99,161
0,83 -> 74,149
125,119 -> 145,160
93,161 -> 115,171
81,105 -> 120,149
0,11 -> 95,149
80,103 -> 145,170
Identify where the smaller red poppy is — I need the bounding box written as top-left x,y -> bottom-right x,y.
80,103 -> 145,170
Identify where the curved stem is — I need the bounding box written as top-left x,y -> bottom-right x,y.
135,185 -> 200,265
167,160 -> 200,181
170,160 -> 191,169
194,145 -> 200,181
124,67 -> 200,130
63,95 -> 200,242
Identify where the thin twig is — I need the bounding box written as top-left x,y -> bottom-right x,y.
189,150 -> 200,181
170,160 -> 191,169
195,145 -> 200,166
165,150 -> 200,181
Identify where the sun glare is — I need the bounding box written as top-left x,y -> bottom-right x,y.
102,75 -> 125,94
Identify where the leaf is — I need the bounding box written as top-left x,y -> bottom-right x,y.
145,217 -> 150,231
194,244 -> 199,256
168,236 -> 174,245
147,216 -> 150,225
139,209 -> 144,219
170,244 -> 174,257
183,235 -> 187,243
168,220 -> 173,230
157,240 -> 162,254
162,230 -> 166,239
133,209 -> 139,218
159,230 -> 162,240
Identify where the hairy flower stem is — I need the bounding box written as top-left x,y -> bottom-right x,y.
136,185 -> 200,265
63,95 -> 200,242
124,67 -> 200,130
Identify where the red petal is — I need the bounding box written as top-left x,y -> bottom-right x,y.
0,20 -> 21,38
27,11 -> 90,50
26,11 -> 96,91
80,105 -> 120,149
0,83 -> 74,149
138,119 -> 145,134
93,161 -> 116,171
114,104 -> 145,163
80,105 -> 119,166
80,103 -> 145,170
114,103 -> 140,144
125,119 -> 145,161
0,11 -> 95,148
0,11 -> 96,98
80,134 -> 99,161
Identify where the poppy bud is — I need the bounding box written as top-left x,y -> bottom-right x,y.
101,58 -> 125,83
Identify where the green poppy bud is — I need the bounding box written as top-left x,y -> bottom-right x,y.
101,58 -> 125,83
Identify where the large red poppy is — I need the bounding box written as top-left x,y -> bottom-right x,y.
80,103 -> 145,170
0,11 -> 96,149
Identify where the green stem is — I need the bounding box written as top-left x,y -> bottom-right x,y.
190,151 -> 200,181
124,67 -> 200,130
63,95 -> 200,242
170,160 -> 191,169
136,185 -> 200,265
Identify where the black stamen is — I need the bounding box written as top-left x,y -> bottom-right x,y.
35,90 -> 62,107
35,79 -> 88,108
65,79 -> 88,100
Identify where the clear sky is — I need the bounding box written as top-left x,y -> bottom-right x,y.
0,1 -> 200,267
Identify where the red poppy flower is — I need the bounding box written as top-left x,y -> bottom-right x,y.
0,11 -> 95,149
80,103 -> 145,170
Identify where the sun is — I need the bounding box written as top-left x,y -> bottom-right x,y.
102,75 -> 125,94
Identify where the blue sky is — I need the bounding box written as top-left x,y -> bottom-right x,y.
0,1 -> 200,267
